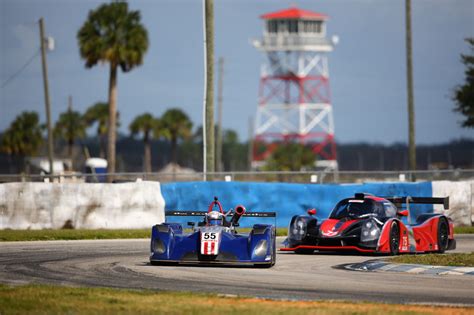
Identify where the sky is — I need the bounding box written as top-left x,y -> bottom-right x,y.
0,0 -> 473,145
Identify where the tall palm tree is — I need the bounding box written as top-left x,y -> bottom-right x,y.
161,109 -> 193,165
83,102 -> 109,158
0,111 -> 43,156
54,106 -> 86,163
129,113 -> 158,173
77,2 -> 148,180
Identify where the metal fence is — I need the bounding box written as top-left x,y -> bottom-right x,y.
0,169 -> 473,184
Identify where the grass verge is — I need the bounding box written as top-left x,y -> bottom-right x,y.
0,229 -> 151,242
0,227 -> 288,242
0,284 -> 471,315
390,252 -> 474,267
1,226 -> 471,242
454,226 -> 474,234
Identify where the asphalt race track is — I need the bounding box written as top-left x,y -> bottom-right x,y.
1,236 -> 473,306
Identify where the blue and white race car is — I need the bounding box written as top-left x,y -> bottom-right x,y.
150,197 -> 276,267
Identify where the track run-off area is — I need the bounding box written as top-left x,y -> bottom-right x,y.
0,236 -> 473,306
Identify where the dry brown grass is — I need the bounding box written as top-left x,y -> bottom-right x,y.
1,285 -> 472,315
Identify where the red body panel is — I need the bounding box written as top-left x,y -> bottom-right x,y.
411,217 -> 439,252
280,245 -> 375,253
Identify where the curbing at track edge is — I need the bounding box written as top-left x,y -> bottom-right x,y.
341,259 -> 474,276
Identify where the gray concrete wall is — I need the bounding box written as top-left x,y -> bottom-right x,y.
0,181 -> 165,229
432,180 -> 474,226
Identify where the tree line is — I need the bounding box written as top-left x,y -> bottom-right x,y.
0,104 -> 197,173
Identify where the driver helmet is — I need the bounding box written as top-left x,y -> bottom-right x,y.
206,211 -> 224,226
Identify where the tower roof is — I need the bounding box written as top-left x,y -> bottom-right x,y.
261,7 -> 328,20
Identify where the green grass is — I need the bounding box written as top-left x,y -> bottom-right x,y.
390,252 -> 474,267
454,226 -> 474,234
0,284 -> 469,315
0,229 -> 151,242
0,226 -> 470,242
0,227 -> 288,242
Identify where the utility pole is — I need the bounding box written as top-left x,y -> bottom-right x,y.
216,57 -> 224,172
405,0 -> 416,176
248,116 -> 254,171
68,95 -> 74,167
68,95 -> 72,111
204,0 -> 215,176
39,17 -> 54,176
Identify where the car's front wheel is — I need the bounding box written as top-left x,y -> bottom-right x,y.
389,222 -> 400,255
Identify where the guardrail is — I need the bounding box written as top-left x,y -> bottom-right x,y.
0,169 -> 473,184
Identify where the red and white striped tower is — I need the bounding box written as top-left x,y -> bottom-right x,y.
252,7 -> 338,170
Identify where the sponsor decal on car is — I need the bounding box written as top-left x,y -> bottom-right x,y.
401,235 -> 408,251
201,231 -> 220,255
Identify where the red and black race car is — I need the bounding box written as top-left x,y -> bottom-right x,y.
281,193 -> 456,255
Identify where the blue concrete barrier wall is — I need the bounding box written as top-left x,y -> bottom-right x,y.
161,182 -> 433,227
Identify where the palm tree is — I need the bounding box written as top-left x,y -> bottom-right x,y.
453,38 -> 474,128
0,111 -> 43,156
129,113 -> 159,173
77,2 -> 148,180
161,109 -> 193,165
83,102 -> 109,158
54,106 -> 86,163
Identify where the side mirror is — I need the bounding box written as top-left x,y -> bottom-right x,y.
307,209 -> 317,216
397,210 -> 409,217
187,221 -> 195,227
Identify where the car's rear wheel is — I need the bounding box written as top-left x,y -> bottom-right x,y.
389,222 -> 400,255
437,218 -> 449,253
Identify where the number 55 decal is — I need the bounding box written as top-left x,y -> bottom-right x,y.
203,232 -> 217,240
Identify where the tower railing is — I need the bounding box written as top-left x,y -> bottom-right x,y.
256,34 -> 332,51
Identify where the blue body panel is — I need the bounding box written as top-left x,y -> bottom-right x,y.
150,223 -> 275,265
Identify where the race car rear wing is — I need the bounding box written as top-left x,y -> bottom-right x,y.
165,210 -> 277,217
385,196 -> 449,210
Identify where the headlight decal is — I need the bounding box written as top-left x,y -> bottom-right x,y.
253,239 -> 268,257
153,238 -> 166,254
290,218 -> 307,241
361,220 -> 381,242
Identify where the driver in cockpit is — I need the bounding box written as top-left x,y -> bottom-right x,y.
201,210 -> 231,227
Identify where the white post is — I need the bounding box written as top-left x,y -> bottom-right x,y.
202,0 -> 207,181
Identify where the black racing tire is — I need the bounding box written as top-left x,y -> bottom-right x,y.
271,230 -> 276,266
150,260 -> 177,266
255,263 -> 273,268
437,218 -> 449,253
389,222 -> 400,256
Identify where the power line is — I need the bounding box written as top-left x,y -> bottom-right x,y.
1,48 -> 40,89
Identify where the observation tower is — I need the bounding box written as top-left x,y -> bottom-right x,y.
252,7 -> 338,169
